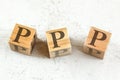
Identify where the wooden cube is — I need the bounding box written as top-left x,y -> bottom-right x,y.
46,28 -> 71,58
9,24 -> 36,55
83,27 -> 111,59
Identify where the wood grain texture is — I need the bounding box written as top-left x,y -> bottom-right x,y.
84,27 -> 111,59
46,27 -> 71,58
9,24 -> 36,55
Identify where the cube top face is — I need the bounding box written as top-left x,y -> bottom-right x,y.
84,27 -> 111,52
9,24 -> 36,48
46,27 -> 71,52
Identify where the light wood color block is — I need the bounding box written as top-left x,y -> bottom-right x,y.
46,27 -> 71,58
83,27 -> 111,59
9,24 -> 36,55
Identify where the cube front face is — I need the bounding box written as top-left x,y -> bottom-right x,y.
84,27 -> 111,59
83,46 -> 104,59
50,48 -> 71,58
9,24 -> 36,55
46,28 -> 71,58
9,44 -> 31,54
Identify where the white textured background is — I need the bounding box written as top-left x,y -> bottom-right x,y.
0,0 -> 120,80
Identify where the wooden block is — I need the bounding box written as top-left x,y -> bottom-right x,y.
9,24 -> 36,55
83,27 -> 111,59
46,27 -> 71,58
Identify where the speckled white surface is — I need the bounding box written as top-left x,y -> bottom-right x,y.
0,0 -> 120,80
